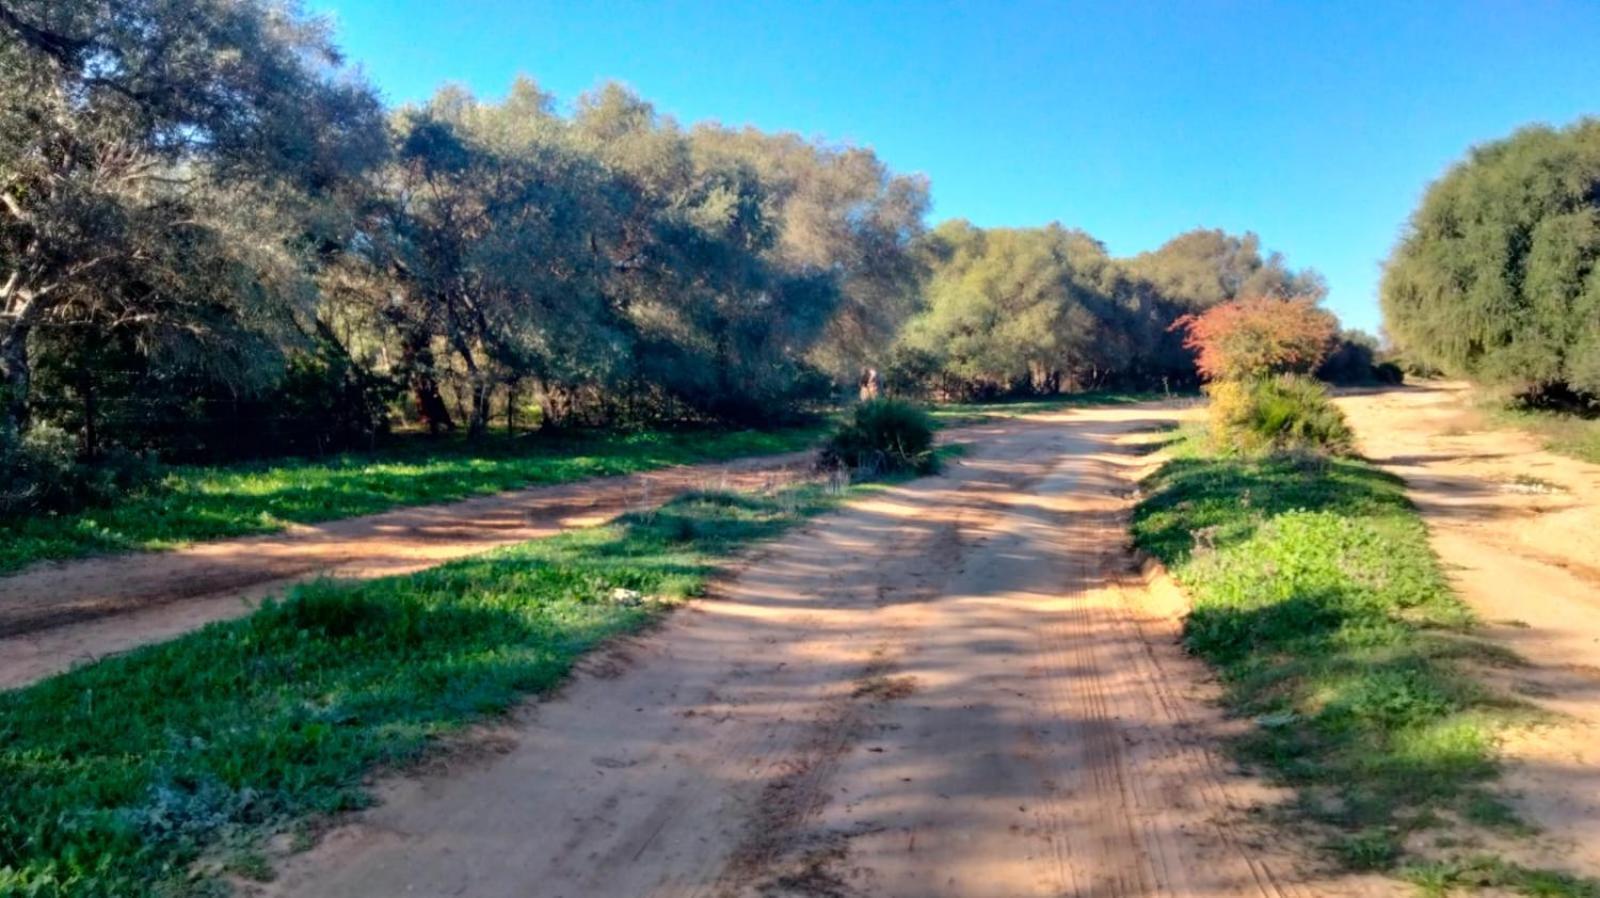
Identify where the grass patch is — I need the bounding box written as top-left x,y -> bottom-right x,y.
0,481 -> 858,897
1404,856 -> 1600,898
1483,403 -> 1600,465
0,425 -> 824,575
929,389 -> 1182,427
1131,431 -> 1595,890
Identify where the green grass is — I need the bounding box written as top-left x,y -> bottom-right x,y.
1404,857 -> 1600,898
1131,432 -> 1598,893
929,389 -> 1184,427
0,482 -> 861,898
1482,403 -> 1600,465
0,425 -> 824,575
0,388 -> 1167,575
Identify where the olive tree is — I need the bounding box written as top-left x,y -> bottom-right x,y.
1126,228 -> 1327,310
1382,119 -> 1600,399
0,0 -> 384,436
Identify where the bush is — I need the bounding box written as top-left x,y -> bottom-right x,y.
1373,361 -> 1405,385
821,398 -> 936,476
1317,329 -> 1393,386
1207,375 -> 1353,455
1174,296 -> 1339,381
0,423 -> 161,518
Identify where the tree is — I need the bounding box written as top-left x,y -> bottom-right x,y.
895,222 -> 1137,397
0,0 -> 384,436
689,127 -> 930,379
1381,118 -> 1600,399
327,84 -> 622,435
1126,228 -> 1326,310
570,84 -> 849,423
1173,296 -> 1337,382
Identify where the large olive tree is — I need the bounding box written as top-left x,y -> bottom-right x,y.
1382,119 -> 1600,398
0,0 -> 383,435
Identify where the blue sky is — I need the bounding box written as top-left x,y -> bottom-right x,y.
312,0 -> 1600,333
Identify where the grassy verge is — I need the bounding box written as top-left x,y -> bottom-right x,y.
929,389 -> 1185,428
0,425 -> 824,575
0,481 -> 859,898
1481,403 -> 1600,465
1132,432 -> 1596,895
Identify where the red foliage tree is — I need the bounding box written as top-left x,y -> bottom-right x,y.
1172,297 -> 1338,381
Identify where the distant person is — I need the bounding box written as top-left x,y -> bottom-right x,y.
859,367 -> 883,401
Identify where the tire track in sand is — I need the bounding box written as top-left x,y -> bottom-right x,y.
259,404 -> 1399,898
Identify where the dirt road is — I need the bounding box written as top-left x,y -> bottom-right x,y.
260,404 -> 1388,898
1336,383 -> 1600,876
0,452 -> 812,690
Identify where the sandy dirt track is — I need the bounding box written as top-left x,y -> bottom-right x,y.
259,405 -> 1392,898
1336,383 -> 1600,876
0,452 -> 813,690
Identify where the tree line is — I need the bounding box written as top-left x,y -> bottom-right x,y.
2,0 -> 1344,474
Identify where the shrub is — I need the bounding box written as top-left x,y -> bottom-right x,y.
821,398 -> 936,476
1208,375 -> 1353,455
1174,296 -> 1339,381
1317,329 -> 1396,386
1373,361 -> 1405,385
0,423 -> 161,518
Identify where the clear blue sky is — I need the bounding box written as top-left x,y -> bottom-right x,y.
312,0 -> 1600,334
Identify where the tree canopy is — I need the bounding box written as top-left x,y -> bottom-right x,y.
0,0 -> 385,445
1381,118 -> 1600,398
1127,228 -> 1327,310
889,221 -> 1324,399
2,0 -> 1339,491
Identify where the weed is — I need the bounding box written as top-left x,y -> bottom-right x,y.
1131,430 -> 1598,891
1482,402 -> 1600,465
0,425 -> 825,574
1336,827 -> 1402,870
1206,375 -> 1353,456
1502,475 -> 1565,495
0,482 -> 855,897
821,399 -> 935,476
1403,856 -> 1600,898
221,850 -> 274,883
927,389 -> 1184,427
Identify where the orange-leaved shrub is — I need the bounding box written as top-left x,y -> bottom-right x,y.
1173,296 -> 1338,382
1176,297 -> 1351,455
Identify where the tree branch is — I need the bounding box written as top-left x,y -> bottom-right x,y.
0,3 -> 89,66
0,189 -> 29,224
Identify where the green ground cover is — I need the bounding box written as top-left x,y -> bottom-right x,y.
0,426 -> 825,574
0,483 -> 863,897
1132,431 -> 1594,895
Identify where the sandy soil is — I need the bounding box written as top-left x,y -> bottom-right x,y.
258,405 -> 1395,898
1335,383 -> 1600,876
0,452 -> 813,690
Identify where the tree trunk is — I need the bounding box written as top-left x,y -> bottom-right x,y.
80,363 -> 97,460
504,379 -> 517,434
401,335 -> 453,435
469,384 -> 490,438
458,353 -> 489,439
0,322 -> 31,435
445,321 -> 490,439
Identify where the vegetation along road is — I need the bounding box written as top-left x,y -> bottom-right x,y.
0,449 -> 816,689
1336,383 -> 1600,880
5,2 -> 1600,895
259,401 -> 1394,898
